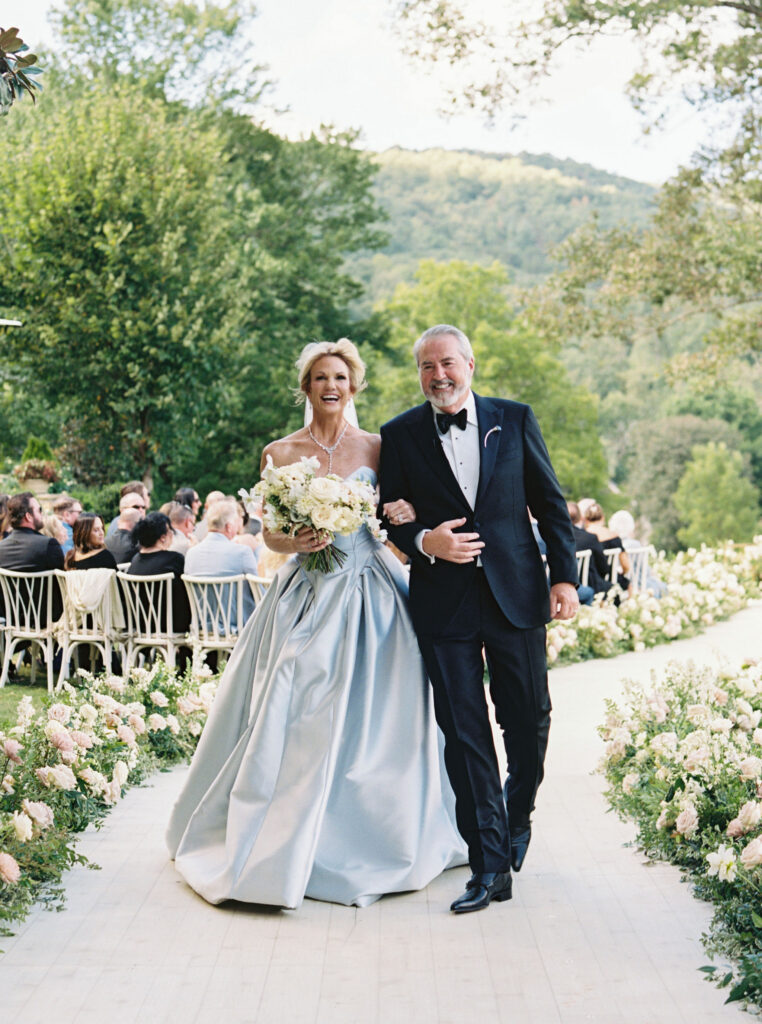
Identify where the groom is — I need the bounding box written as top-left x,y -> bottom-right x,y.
379,324 -> 579,913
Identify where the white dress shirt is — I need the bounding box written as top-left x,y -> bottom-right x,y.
416,390 -> 481,563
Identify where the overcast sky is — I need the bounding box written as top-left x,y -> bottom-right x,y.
16,0 -> 712,184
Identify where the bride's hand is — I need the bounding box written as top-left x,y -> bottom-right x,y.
383,499 -> 416,525
292,525 -> 332,553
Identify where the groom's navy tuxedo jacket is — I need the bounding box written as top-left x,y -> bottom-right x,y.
379,394 -> 578,634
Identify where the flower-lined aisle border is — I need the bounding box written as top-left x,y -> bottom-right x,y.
601,659 -> 762,1010
0,663 -> 216,936
548,539 -> 762,665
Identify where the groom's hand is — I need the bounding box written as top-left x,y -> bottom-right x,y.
422,518 -> 485,564
550,582 -> 579,620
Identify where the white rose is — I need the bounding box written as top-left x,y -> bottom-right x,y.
621,773 -> 639,794
740,837 -> 762,869
149,690 -> 169,708
737,801 -> 762,833
12,811 -> 33,842
147,714 -> 168,732
112,761 -> 129,787
675,805 -> 699,838
740,757 -> 762,780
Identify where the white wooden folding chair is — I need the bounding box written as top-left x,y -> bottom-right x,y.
56,568 -> 126,685
575,548 -> 592,588
116,571 -> 187,670
0,568 -> 63,692
182,573 -> 249,666
603,547 -> 622,584
624,544 -> 652,592
245,574 -> 271,606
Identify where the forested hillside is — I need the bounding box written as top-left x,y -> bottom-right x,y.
353,147 -> 656,307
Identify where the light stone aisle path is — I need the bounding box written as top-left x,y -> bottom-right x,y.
2,605 -> 761,1024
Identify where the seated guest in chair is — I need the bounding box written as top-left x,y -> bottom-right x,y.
64,514 -> 118,571
106,504 -> 142,565
127,512 -> 191,634
53,497 -> 83,555
0,492 -> 65,622
567,502 -> 611,600
168,502 -> 197,556
583,502 -> 631,592
185,499 -> 259,631
106,481 -> 150,538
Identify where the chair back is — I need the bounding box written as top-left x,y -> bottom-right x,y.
245,574 -> 271,606
0,568 -> 61,634
117,571 -> 178,639
575,549 -> 592,588
625,544 -> 652,591
183,574 -> 247,645
603,547 -> 622,584
56,568 -> 122,640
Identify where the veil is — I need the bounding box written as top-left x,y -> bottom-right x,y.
304,397 -> 359,428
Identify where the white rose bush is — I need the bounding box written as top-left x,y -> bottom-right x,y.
600,659 -> 762,1007
0,662 -> 217,937
547,538 -> 762,666
239,455 -> 386,573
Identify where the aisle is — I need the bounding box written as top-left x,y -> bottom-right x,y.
1,606 -> 760,1023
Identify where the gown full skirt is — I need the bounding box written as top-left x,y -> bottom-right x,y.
166,499 -> 466,909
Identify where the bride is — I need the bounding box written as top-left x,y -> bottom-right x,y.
166,338 -> 465,908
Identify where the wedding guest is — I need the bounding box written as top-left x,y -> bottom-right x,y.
168,502 -> 197,555
0,493 -> 64,621
609,509 -> 668,597
567,502 -> 610,600
64,514 -> 117,571
583,502 -> 631,589
194,490 -> 225,543
41,514 -> 68,548
127,512 -> 191,633
185,499 -> 259,629
105,504 -> 142,565
106,482 -> 150,538
174,487 -> 201,521
53,496 -> 83,555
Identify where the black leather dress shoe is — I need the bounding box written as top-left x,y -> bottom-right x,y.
450,872 -> 512,913
510,823 -> 532,872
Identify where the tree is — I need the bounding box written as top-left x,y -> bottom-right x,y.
51,0 -> 265,108
624,415 -> 746,550
674,441 -> 760,547
366,259 -> 609,497
0,78 -> 259,488
393,0 -> 762,125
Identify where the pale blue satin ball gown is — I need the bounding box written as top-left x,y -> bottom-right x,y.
166,468 -> 466,908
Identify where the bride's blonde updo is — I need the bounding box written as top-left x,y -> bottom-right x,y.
295,339 -> 367,404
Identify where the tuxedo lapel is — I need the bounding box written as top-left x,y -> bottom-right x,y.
405,403 -> 472,513
475,394 -> 503,509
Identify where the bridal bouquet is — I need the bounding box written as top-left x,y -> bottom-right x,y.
239,455 -> 386,573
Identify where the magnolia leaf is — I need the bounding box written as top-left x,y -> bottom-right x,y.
725,980 -> 749,1003
0,28 -> 20,49
751,911 -> 762,929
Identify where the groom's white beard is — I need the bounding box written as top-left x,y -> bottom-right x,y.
423,379 -> 471,411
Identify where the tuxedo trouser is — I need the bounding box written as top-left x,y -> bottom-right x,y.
417,569 -> 550,874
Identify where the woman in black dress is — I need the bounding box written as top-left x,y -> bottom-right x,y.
127,512 -> 191,633
64,514 -> 118,571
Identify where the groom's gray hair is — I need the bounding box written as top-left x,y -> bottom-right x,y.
413,324 -> 473,364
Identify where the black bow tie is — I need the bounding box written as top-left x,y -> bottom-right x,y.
436,409 -> 468,434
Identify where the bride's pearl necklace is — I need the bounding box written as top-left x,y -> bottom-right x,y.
308,419 -> 349,474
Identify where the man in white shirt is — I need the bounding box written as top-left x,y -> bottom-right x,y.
379,324 -> 579,914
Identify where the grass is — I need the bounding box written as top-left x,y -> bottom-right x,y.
0,677 -> 48,731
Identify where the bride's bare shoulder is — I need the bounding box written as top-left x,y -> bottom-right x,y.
261,431 -> 310,470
